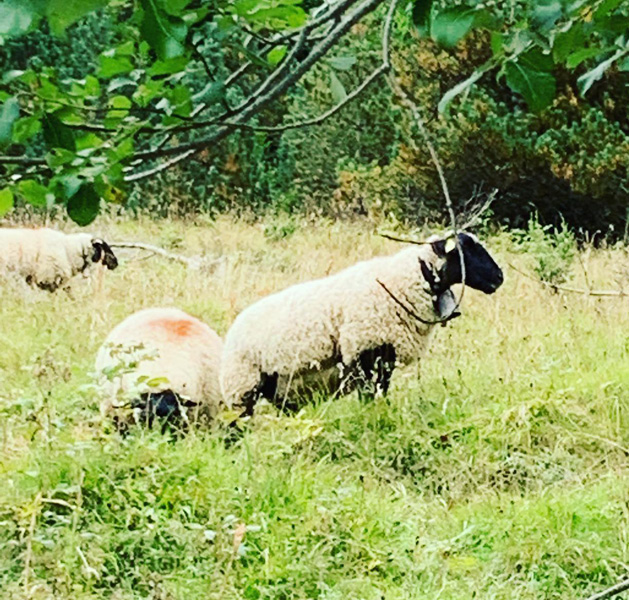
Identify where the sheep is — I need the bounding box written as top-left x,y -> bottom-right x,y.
0,227 -> 118,292
95,307 -> 223,431
220,231 -> 503,417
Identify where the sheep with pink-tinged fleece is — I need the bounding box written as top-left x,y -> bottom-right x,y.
95,307 -> 222,431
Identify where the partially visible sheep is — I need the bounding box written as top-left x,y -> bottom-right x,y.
0,227 -> 118,292
95,307 -> 223,431
220,232 -> 503,416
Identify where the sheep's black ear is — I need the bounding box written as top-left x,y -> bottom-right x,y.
430,239 -> 447,257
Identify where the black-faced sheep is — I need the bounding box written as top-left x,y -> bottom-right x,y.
95,307 -> 223,431
219,232 -> 503,416
0,227 -> 118,292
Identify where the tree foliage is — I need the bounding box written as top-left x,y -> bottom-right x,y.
0,0 -> 627,223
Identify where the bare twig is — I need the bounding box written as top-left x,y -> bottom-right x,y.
110,241 -> 225,271
376,278 -> 436,326
583,578 -> 629,600
458,189 -> 498,230
109,241 -> 201,268
509,263 -> 627,297
0,155 -> 47,166
123,149 -> 196,183
387,73 -> 465,306
378,231 -> 431,245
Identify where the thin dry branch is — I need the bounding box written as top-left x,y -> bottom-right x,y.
110,241 -> 220,270
377,278 -> 444,326
509,263 -> 627,297
458,189 -> 497,230
583,578 -> 629,600
126,0 -> 386,178
384,66 -> 465,323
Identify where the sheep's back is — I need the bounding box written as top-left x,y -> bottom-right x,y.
96,307 -> 223,418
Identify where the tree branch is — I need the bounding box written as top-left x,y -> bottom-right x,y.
387,65 -> 466,322
126,0 -> 387,179
583,579 -> 629,600
509,263 -> 627,297
109,241 -> 223,270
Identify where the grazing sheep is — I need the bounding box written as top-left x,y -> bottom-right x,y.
0,227 -> 118,292
220,232 -> 503,416
95,307 -> 223,431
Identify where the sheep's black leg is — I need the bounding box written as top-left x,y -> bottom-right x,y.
356,343 -> 397,401
236,372 -> 280,417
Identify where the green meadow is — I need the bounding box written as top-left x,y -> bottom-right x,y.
1,216 -> 628,599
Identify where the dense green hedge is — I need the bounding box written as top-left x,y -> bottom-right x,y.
2,5 -> 629,235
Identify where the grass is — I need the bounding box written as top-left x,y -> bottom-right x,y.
1,214 -> 629,599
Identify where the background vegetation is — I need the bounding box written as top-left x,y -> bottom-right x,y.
0,0 -> 628,234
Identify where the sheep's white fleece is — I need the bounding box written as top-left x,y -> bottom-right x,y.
96,307 -> 223,419
220,244 -> 444,407
0,227 -> 95,290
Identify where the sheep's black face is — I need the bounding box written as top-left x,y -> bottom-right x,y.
436,232 -> 503,294
92,239 -> 119,270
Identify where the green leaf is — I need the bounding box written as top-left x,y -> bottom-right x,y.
566,47 -> 607,69
0,96 -> 20,148
504,59 -> 556,112
162,0 -> 193,16
553,24 -> 585,63
578,49 -> 628,95
328,55 -> 357,71
267,46 -> 287,66
490,32 -> 503,57
46,148 -> 77,168
594,0 -> 625,18
169,85 -> 192,117
430,6 -> 476,48
76,133 -> 104,151
439,60 -> 495,113
67,183 -> 100,226
98,55 -> 135,79
18,179 -> 48,207
192,80 -> 225,105
0,188 -> 14,217
412,0 -> 433,33
105,95 -> 132,127
42,113 -> 75,151
0,0 -> 44,39
148,56 -> 189,76
46,0 -> 107,36
329,71 -> 347,103
140,0 -> 188,61
12,115 -> 41,144
531,0 -> 562,32
246,6 -> 307,28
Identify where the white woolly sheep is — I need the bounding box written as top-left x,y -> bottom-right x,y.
0,227 -> 118,292
95,307 -> 223,431
220,232 -> 503,416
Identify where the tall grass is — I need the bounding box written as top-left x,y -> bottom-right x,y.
1,216 -> 628,599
